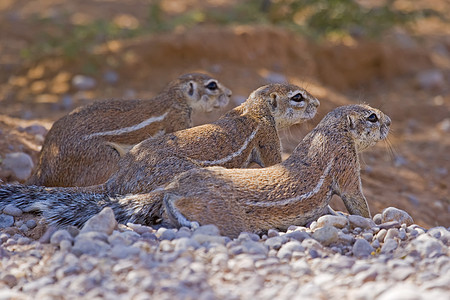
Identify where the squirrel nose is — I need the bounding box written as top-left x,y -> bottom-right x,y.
312,98 -> 320,108
385,116 -> 391,127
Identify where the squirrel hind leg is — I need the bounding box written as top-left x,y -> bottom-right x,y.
105,142 -> 135,157
163,193 -> 199,230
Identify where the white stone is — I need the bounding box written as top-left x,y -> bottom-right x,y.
316,215 -> 349,229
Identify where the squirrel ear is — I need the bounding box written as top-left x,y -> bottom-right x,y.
269,92 -> 278,111
187,81 -> 196,97
347,114 -> 356,130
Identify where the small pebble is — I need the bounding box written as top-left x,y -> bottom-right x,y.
1,152 -> 34,181
381,207 -> 413,226
348,215 -> 374,229
25,219 -> 37,229
50,230 -> 74,245
80,207 -> 117,235
19,224 -> 29,232
381,239 -> 398,254
384,228 -> 399,242
264,236 -> 287,250
2,204 -> 23,217
267,228 -> 279,238
0,214 -> 15,228
312,225 -> 339,246
277,240 -> 304,260
353,239 -> 374,258
316,215 -> 348,229
72,75 -> 96,90
373,213 -> 382,225
1,274 -> 18,288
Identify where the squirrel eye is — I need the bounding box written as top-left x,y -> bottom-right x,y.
367,113 -> 378,123
291,93 -> 304,102
206,81 -> 218,90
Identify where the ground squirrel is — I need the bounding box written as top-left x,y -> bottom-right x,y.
0,83 -> 320,227
153,104 -> 391,237
26,73 -> 232,187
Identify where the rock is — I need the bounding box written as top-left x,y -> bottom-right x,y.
1,152 -> 34,181
108,230 -> 140,246
0,214 -> 14,228
80,207 -> 117,235
312,225 -> 339,246
381,207 -> 413,226
384,228 -> 399,241
174,237 -> 200,251
72,235 -> 111,256
110,244 -> 140,259
2,204 -> 23,217
39,226 -> 58,243
60,94 -> 74,110
427,226 -> 450,246
103,70 -> 119,84
239,240 -> 268,256
362,232 -> 373,241
72,75 -> 96,90
277,240 -> 305,260
338,231 -> 355,245
379,221 -> 401,230
17,237 -> 31,245
371,239 -> 380,248
301,238 -> 323,252
267,228 -> 279,237
25,219 -> 37,229
354,268 -> 378,283
1,274 -> 17,288
407,234 -> 445,258
316,215 -> 348,229
285,230 -> 310,242
156,228 -> 176,241
126,223 -> 153,235
60,240 -> 72,252
373,213 -> 382,225
193,234 -> 226,246
348,215 -> 374,229
378,283 -> 422,300
416,69 -> 445,90
18,224 -> 28,233
380,239 -> 398,254
237,232 -> 260,242
193,224 -> 221,236
175,227 -> 192,239
23,124 -> 47,136
264,236 -> 288,250
50,229 -> 73,245
352,238 -> 374,258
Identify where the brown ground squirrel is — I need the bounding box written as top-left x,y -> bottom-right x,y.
144,104 -> 391,237
103,83 -> 320,195
0,83 -> 320,227
26,73 -> 232,187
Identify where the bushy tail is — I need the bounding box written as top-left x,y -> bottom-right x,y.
0,184 -> 165,228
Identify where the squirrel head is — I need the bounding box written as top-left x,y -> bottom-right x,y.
249,83 -> 320,129
176,73 -> 231,113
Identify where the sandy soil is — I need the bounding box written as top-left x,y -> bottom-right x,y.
0,0 -> 449,228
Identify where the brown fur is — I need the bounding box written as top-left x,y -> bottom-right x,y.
27,73 -> 231,187
144,104 -> 392,238
102,83 -> 320,195
0,84 -> 320,229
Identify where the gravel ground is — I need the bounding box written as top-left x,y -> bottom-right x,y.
0,206 -> 449,300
